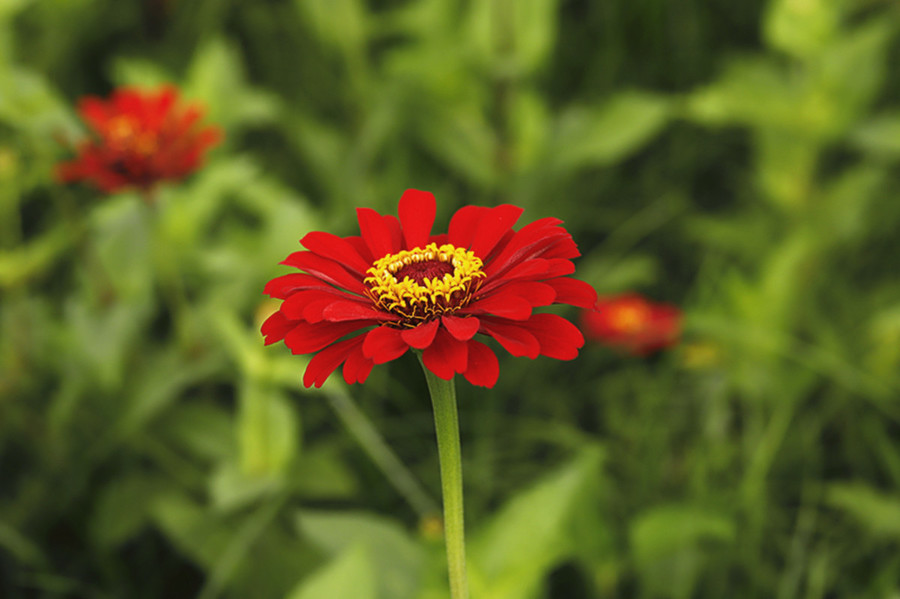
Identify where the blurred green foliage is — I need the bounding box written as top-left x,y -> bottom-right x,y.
2,0 -> 900,597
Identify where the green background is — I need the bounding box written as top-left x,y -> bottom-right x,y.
3,0 -> 900,597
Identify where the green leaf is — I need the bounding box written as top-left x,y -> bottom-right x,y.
416,103 -> 497,186
151,493 -> 233,569
467,0 -> 559,75
295,510 -> 424,599
237,383 -> 300,478
160,403 -> 235,463
850,112 -> 900,157
808,17 -> 894,136
629,504 -> 734,599
185,37 -> 281,129
550,92 -> 670,172
827,482 -> 900,538
468,446 -> 604,599
90,474 -> 166,549
294,0 -> 367,60
285,544 -> 377,599
764,0 -> 842,59
210,461 -> 282,513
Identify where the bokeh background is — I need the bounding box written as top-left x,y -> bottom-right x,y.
3,0 -> 900,597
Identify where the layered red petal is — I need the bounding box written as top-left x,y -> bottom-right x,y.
398,189 -> 436,249
422,328 -> 468,380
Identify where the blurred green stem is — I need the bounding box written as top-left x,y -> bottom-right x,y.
325,389 -> 439,519
420,361 -> 469,599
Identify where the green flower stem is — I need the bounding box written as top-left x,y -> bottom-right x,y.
420,361 -> 469,599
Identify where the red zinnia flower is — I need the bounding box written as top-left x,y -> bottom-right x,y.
56,85 -> 221,194
262,189 -> 597,388
581,293 -> 682,356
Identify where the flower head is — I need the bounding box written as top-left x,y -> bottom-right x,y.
262,189 -> 597,388
581,293 -> 681,356
56,85 -> 221,194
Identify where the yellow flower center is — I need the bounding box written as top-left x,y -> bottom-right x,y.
610,304 -> 650,333
364,243 -> 485,325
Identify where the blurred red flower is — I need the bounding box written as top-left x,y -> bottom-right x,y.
56,85 -> 221,194
581,293 -> 681,356
262,189 -> 597,388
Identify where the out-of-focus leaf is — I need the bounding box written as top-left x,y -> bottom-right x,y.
0,0 -> 32,20
807,18 -> 894,137
184,37 -> 281,129
295,510 -> 424,599
818,165 -> 884,243
0,66 -> 76,135
577,254 -> 658,294
0,521 -> 44,568
755,129 -> 818,210
116,350 -> 223,440
827,482 -> 900,538
90,474 -> 167,549
237,383 -> 299,478
109,58 -> 171,88
160,403 -> 235,463
293,0 -> 367,60
291,445 -> 359,500
90,194 -> 154,299
550,92 -> 670,172
850,112 -> 900,156
210,461 -> 281,513
467,446 -> 604,599
416,103 -> 497,186
151,492 -> 233,569
630,504 -> 734,599
0,225 -> 71,289
285,544 -> 377,599
685,58 -> 801,130
467,0 -> 559,75
510,90 -> 549,172
764,0 -> 841,59
867,305 -> 900,378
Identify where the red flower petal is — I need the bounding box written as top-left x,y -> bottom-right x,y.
301,231 -> 372,275
477,259 -> 551,294
401,319 -> 440,349
448,205 -> 490,249
343,345 -> 375,384
357,208 -> 401,259
484,218 -> 573,278
322,300 -> 400,323
398,189 -> 436,250
303,335 -> 365,388
462,339 -> 499,388
362,326 -> 409,364
261,310 -> 295,345
469,204 -> 524,259
521,313 -> 584,360
281,251 -> 367,295
281,289 -> 351,320
422,328 -> 468,380
442,315 -> 480,341
460,293 -> 533,320
548,278 -> 597,308
284,320 -> 363,354
263,273 -> 339,299
490,281 -> 557,307
479,318 -> 540,358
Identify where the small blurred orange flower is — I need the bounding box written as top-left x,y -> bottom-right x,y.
56,85 -> 221,194
581,293 -> 681,356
